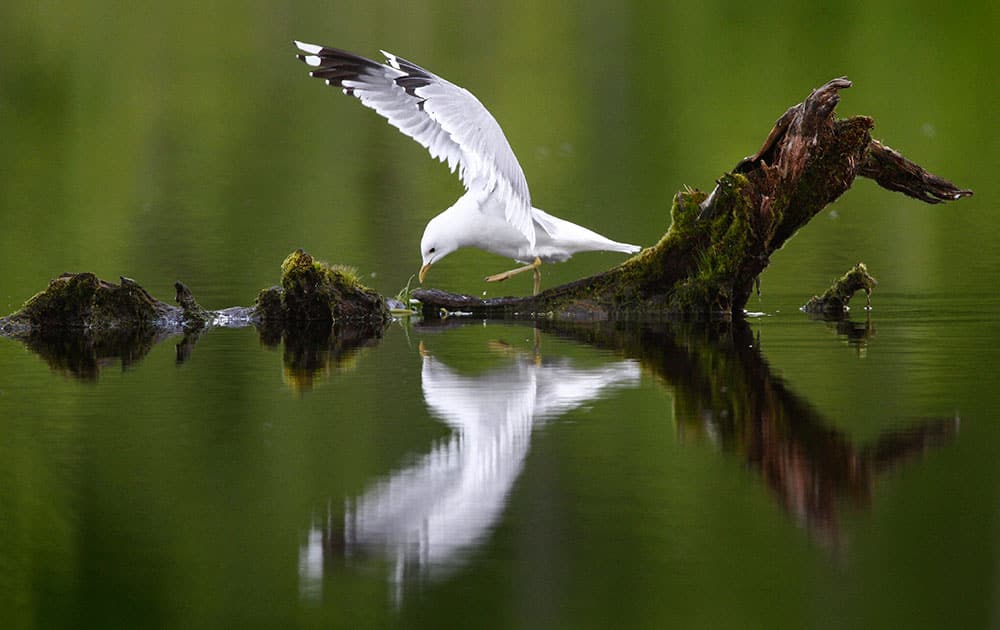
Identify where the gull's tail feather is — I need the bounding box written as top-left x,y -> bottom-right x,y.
531,206 -> 641,259
610,241 -> 642,255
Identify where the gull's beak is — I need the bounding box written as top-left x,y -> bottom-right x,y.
419,262 -> 432,284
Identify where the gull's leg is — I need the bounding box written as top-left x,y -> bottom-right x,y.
485,257 -> 542,294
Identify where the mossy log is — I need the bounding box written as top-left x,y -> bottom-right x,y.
413,77 -> 971,320
0,272 -> 187,335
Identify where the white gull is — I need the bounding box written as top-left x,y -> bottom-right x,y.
293,41 -> 641,294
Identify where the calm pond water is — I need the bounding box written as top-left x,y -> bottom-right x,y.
2,0 -> 998,627
2,297 -> 999,628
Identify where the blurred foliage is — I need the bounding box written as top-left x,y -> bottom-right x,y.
0,0 -> 993,308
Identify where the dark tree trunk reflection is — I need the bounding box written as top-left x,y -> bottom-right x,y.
540,318 -> 957,545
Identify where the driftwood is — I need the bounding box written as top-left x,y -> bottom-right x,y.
413,77 -> 971,320
0,249 -> 389,338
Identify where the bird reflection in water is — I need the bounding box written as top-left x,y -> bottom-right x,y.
298,335 -> 640,603
299,318 -> 958,601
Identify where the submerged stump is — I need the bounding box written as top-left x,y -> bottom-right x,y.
802,263 -> 878,313
255,249 -> 390,330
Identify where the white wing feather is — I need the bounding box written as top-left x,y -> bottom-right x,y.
294,41 -> 535,248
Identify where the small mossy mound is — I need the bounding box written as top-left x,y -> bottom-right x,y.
802,263 -> 878,313
256,249 -> 389,327
21,327 -> 163,381
2,272 -> 177,332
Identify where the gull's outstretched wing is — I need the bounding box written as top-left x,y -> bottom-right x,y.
293,41 -> 534,247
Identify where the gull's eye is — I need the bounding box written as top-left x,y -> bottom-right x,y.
429,247 -> 436,254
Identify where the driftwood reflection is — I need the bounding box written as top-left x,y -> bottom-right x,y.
257,321 -> 383,393
4,318 -> 382,386
298,339 -> 641,603
9,328 -> 181,381
2,305 -> 953,561
541,318 -> 956,545
808,311 -> 876,356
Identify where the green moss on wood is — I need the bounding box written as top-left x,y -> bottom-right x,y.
10,272 -> 174,330
263,249 -> 390,326
802,263 -> 878,313
255,286 -> 285,322
666,175 -> 758,313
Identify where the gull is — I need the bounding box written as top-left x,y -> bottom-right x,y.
293,41 -> 641,295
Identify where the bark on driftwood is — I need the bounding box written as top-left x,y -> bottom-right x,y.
413,78 -> 971,320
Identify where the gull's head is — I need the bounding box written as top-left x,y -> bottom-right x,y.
418,216 -> 460,284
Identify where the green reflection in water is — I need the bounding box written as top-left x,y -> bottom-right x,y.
0,313 -> 960,625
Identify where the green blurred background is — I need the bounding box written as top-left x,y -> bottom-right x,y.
1,0 -> 994,307
1,1 -> 997,628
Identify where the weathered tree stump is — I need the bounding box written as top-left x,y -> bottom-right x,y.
255,249 -> 390,332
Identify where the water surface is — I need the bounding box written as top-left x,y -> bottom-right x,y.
2,297 -> 997,627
